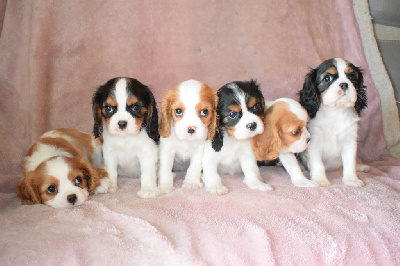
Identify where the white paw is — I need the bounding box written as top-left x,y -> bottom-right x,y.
207,186 -> 229,196
356,164 -> 370,172
292,178 -> 320,188
158,186 -> 175,194
108,184 -> 118,193
343,177 -> 364,187
313,178 -> 331,187
95,178 -> 112,194
137,188 -> 160,198
247,182 -> 273,191
182,181 -> 204,190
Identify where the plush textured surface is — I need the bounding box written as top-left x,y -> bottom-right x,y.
0,0 -> 399,264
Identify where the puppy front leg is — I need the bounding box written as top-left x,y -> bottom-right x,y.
158,140 -> 176,193
342,138 -> 364,187
182,144 -> 204,190
138,148 -> 160,198
103,154 -> 118,193
279,152 -> 318,187
202,148 -> 228,196
307,144 -> 330,187
240,148 -> 273,191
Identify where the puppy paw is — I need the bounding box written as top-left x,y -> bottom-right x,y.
158,186 -> 175,194
182,181 -> 204,190
343,177 -> 364,187
247,182 -> 273,191
137,188 -> 160,198
207,186 -> 229,196
292,179 -> 320,188
356,164 -> 370,172
95,178 -> 112,194
108,185 -> 118,193
313,178 -> 331,187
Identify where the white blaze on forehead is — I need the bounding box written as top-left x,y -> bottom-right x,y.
178,79 -> 201,108
334,58 -> 348,78
46,157 -> 71,181
227,83 -> 248,113
115,78 -> 128,109
275,98 -> 309,122
25,143 -> 73,172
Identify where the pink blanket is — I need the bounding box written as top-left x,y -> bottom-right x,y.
0,0 -> 399,264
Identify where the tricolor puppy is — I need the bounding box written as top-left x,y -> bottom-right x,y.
252,98 -> 317,187
92,77 -> 160,198
299,58 -> 368,187
16,128 -> 109,209
158,80 -> 217,193
202,80 -> 273,195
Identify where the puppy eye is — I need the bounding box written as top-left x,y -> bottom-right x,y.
47,185 -> 57,194
292,129 -> 301,136
200,109 -> 208,117
347,73 -> 357,82
228,111 -> 238,119
252,103 -> 261,112
129,104 -> 140,112
324,74 -> 332,82
75,176 -> 82,184
175,109 -> 183,116
104,104 -> 115,114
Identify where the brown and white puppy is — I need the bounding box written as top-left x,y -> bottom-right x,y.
16,128 -> 110,209
253,98 -> 317,187
92,77 -> 160,198
158,80 -> 217,193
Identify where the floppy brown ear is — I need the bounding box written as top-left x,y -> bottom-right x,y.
252,108 -> 282,161
15,173 -> 41,205
207,93 -> 219,140
79,160 -> 107,195
159,89 -> 175,138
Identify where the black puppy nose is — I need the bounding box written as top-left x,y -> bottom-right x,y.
246,122 -> 257,131
118,121 -> 127,129
188,127 -> 196,134
339,83 -> 348,91
67,194 -> 77,204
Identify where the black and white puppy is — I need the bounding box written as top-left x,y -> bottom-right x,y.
299,58 -> 368,187
202,80 -> 273,195
92,77 -> 160,198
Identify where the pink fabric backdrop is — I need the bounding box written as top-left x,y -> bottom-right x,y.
0,1 -> 399,264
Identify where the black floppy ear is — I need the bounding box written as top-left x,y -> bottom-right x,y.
211,117 -> 223,152
145,90 -> 160,142
92,88 -> 103,138
353,66 -> 368,115
299,68 -> 320,119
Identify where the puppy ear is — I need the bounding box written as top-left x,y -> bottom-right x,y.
299,69 -> 320,119
79,160 -> 106,195
145,90 -> 160,142
252,108 -> 282,161
15,173 -> 41,205
159,89 -> 175,138
92,89 -> 104,138
211,115 -> 224,152
207,93 -> 219,140
353,66 -> 368,115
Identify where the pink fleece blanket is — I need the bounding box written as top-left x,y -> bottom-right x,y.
0,0 -> 399,264
1,158 -> 400,265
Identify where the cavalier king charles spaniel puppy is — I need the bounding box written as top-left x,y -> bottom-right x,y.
158,80 -> 217,193
299,58 -> 368,187
92,77 -> 160,198
202,80 -> 273,195
252,98 -> 317,187
16,128 -> 109,209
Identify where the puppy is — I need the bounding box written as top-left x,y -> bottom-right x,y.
202,80 -> 273,195
252,98 -> 317,187
299,58 -> 368,187
158,80 -> 217,193
92,77 -> 160,198
16,128 -> 109,209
